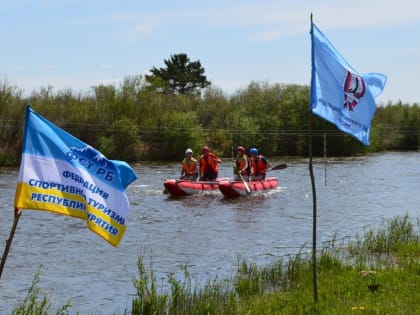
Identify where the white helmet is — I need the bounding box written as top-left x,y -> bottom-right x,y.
185,148 -> 193,154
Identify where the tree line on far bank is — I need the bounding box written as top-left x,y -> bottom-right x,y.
0,55 -> 419,166
1,78 -> 418,166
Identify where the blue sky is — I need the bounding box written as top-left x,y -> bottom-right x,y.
1,0 -> 419,105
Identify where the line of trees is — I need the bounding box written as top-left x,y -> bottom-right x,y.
0,55 -> 419,166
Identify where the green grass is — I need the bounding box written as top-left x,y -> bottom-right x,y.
11,266 -> 72,315
12,214 -> 420,314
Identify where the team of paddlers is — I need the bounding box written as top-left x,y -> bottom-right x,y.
180,146 -> 271,182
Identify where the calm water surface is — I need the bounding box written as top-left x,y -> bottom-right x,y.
0,152 -> 419,314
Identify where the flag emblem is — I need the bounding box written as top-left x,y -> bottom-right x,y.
343,70 -> 366,111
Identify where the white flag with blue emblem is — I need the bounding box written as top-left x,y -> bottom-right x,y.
310,22 -> 387,145
14,105 -> 137,246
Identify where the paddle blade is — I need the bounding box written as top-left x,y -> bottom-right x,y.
271,164 -> 287,171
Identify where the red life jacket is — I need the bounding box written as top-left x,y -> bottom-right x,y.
199,153 -> 219,175
251,155 -> 268,176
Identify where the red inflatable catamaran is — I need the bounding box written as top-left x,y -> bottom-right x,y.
164,164 -> 286,197
164,178 -> 228,196
217,177 -> 279,198
217,163 -> 286,197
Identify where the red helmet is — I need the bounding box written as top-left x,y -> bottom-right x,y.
201,146 -> 209,152
236,146 -> 245,153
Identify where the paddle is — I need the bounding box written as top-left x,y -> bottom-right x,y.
232,160 -> 251,194
238,172 -> 251,195
268,163 -> 287,171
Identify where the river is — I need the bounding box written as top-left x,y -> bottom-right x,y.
0,152 -> 419,314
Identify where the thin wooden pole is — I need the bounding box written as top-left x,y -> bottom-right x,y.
309,13 -> 318,303
308,111 -> 318,303
0,209 -> 21,280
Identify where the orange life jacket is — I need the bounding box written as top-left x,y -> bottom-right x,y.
251,155 -> 268,175
182,157 -> 198,174
199,153 -> 219,175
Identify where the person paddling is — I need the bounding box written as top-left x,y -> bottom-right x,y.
233,146 -> 251,181
180,148 -> 198,180
199,146 -> 221,181
249,148 -> 271,180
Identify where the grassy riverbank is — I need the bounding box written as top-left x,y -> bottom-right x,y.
13,215 -> 420,314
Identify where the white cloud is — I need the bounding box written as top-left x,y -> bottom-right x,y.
100,64 -> 112,69
96,77 -> 122,87
122,21 -> 159,41
172,0 -> 420,41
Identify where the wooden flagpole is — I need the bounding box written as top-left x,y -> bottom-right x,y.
309,13 -> 318,302
0,209 -> 21,280
309,106 -> 318,302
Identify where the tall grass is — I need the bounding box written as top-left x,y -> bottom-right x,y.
349,214 -> 418,254
130,214 -> 420,314
11,267 -> 72,315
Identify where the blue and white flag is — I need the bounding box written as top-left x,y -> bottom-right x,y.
310,22 -> 387,145
14,105 -> 137,246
